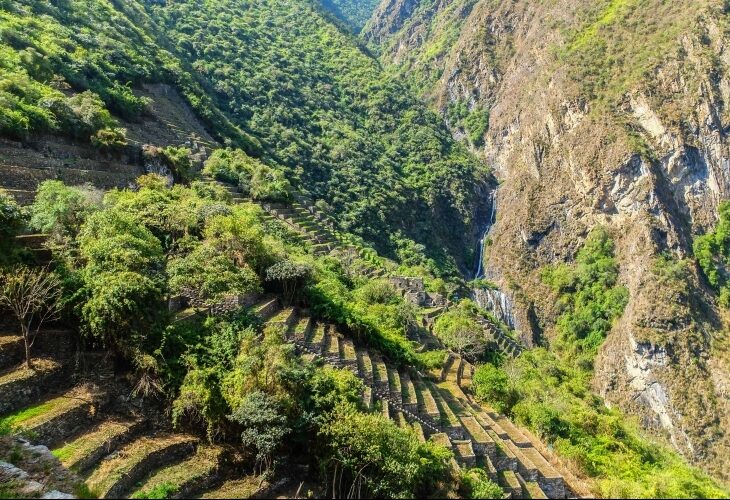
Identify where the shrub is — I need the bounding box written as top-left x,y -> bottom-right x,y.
91,127 -> 127,150
472,363 -> 514,413
433,300 -> 486,360
460,468 -> 502,499
30,181 -> 99,241
0,189 -> 25,268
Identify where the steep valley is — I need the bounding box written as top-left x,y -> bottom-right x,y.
365,0 -> 730,487
0,0 -> 729,498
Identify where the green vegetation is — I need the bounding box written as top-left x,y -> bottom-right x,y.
131,483 -> 177,500
203,149 -> 291,202
447,101 -> 490,147
321,0 -> 381,32
433,299 -> 486,359
557,0 -> 707,106
694,200 -> 730,306
8,176 -> 453,497
460,468 -> 503,499
0,189 -> 26,267
541,227 -> 629,369
150,0 -> 486,272
471,228 -> 728,497
29,181 -> 101,242
318,402 -> 453,498
307,268 -> 420,365
2,0 -> 486,270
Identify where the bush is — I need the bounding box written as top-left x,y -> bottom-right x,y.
460,468 -> 502,499
30,181 -> 99,241
472,363 -> 514,413
433,300 -> 486,360
91,127 -> 127,150
694,200 -> 730,306
0,189 -> 25,268
318,402 -> 452,498
169,243 -> 262,306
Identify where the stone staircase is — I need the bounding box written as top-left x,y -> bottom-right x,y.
249,299 -> 568,499
475,316 -> 525,357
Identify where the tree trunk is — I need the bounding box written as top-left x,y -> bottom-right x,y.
24,337 -> 32,369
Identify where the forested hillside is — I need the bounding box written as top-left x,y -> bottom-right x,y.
2,0 -> 730,498
1,0 -> 488,275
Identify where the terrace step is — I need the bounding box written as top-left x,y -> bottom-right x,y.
414,379 -> 440,423
387,365 -> 403,405
85,433 -> 199,498
517,474 -> 549,499
322,330 -> 341,362
362,386 -> 373,411
305,323 -> 326,354
0,335 -> 24,370
400,372 -> 418,414
0,358 -> 64,414
520,447 -> 566,498
265,307 -> 297,330
2,188 -> 35,205
251,296 -> 280,320
2,385 -> 106,448
198,475 -> 269,499
452,439 -> 477,468
133,445 -> 225,499
288,316 -> 313,343
53,419 -> 146,473
429,383 -> 464,439
338,336 -> 358,370
353,351 -> 373,389
0,164 -> 137,192
460,415 -> 496,458
499,470 -> 523,498
371,355 -> 389,393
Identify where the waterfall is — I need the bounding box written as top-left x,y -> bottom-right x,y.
470,188 -> 519,331
473,190 -> 497,279
473,287 -> 518,330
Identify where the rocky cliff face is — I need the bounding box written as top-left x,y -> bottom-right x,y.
365,0 -> 730,481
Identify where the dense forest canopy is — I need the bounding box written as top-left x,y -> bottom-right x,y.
0,0 -> 488,275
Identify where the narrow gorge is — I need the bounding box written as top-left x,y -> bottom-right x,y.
0,0 -> 729,498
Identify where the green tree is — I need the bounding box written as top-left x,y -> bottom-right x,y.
319,403 -> 452,498
694,201 -> 730,306
433,301 -> 486,360
0,189 -> 25,268
472,363 -> 514,414
228,390 -> 291,474
169,243 -> 261,307
265,259 -> 312,305
30,181 -> 99,241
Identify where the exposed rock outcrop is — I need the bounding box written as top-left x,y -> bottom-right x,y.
366,0 -> 730,480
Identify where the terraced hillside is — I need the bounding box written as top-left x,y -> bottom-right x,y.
0,208 -> 571,499
205,173 -> 526,361
248,295 -> 570,498
0,84 -> 216,207
0,336 -> 274,499
194,175 -> 576,498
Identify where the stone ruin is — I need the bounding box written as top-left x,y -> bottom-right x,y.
389,277 -> 446,308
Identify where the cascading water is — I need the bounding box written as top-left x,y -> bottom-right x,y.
473,190 -> 496,280
473,287 -> 518,330
471,189 -> 520,331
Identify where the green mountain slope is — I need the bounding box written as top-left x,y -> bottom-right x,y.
0,0 -> 488,275
320,0 -> 381,31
